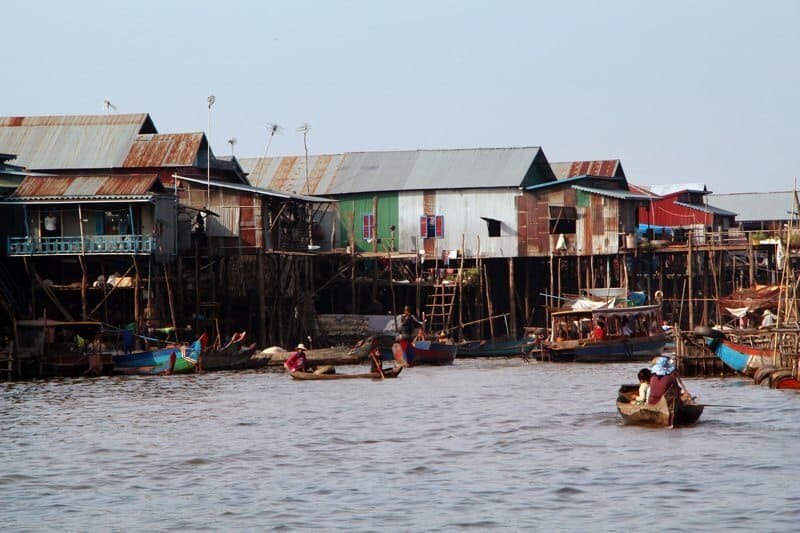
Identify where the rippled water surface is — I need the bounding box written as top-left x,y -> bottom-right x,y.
3,359 -> 800,531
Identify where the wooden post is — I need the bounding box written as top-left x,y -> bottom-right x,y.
163,262 -> 177,331
132,256 -> 140,325
458,234 -> 465,338
258,252 -> 266,347
508,257 -> 517,338
702,251 -> 709,326
748,234 -> 755,286
687,231 -> 694,330
476,236 -> 483,338
79,255 -> 88,319
483,263 -> 495,338
524,260 -> 530,327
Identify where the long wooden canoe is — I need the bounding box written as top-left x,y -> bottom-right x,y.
616,384 -> 703,427
290,366 -> 402,380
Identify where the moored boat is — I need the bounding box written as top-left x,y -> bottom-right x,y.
289,366 -> 402,380
546,304 -> 669,362
696,329 -> 776,376
15,319 -> 114,378
393,338 -> 457,366
456,335 -> 539,358
616,384 -> 704,427
113,335 -> 205,375
199,332 -> 266,371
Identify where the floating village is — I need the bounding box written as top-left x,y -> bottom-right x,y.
1,112 -> 798,426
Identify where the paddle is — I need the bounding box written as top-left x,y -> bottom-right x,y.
370,351 -> 385,380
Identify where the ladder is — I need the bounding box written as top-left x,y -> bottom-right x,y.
426,282 -> 458,334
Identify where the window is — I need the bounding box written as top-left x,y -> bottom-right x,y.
420,215 -> 444,238
481,217 -> 501,237
548,206 -> 577,234
362,214 -> 374,240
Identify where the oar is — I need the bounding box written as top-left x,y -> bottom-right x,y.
370,351 -> 385,380
696,404 -> 740,408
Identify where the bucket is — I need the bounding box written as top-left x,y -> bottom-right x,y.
625,233 -> 637,249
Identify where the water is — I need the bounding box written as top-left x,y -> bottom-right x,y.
2,360 -> 800,532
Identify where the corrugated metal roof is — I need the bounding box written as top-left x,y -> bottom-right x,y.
551,160 -> 622,180
627,183 -> 661,198
710,191 -> 795,222
647,183 -> 708,196
8,174 -> 161,201
525,175 -> 624,191
174,174 -> 336,203
123,133 -> 203,167
674,201 -> 737,217
241,147 -> 542,195
572,185 -> 654,201
0,113 -> 156,170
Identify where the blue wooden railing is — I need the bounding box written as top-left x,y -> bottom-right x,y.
7,235 -> 156,255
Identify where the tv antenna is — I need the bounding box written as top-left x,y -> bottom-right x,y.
227,137 -> 237,156
296,123 -> 311,195
261,123 -> 283,159
103,99 -> 117,113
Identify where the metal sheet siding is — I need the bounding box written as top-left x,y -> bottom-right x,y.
398,189 -> 519,257
0,113 -> 153,170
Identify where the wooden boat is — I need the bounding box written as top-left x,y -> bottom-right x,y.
700,333 -> 775,376
15,319 -> 114,378
616,384 -> 704,427
113,335 -> 206,375
290,366 -> 402,380
546,304 -> 669,362
393,338 -> 457,366
456,335 -> 539,358
199,332 -> 267,371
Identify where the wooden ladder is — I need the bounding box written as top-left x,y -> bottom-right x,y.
426,282 -> 458,334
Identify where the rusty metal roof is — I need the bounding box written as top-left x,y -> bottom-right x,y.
122,132 -> 203,167
551,160 -> 624,180
240,147 -> 544,195
8,174 -> 163,202
0,113 -> 157,171
174,173 -> 335,203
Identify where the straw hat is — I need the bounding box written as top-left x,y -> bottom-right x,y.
295,343 -> 307,351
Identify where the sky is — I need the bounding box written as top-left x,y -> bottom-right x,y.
4,0 -> 800,193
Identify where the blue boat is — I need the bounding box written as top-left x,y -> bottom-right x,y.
456,335 -> 539,358
113,335 -> 205,375
545,304 -> 668,362
702,335 -> 775,376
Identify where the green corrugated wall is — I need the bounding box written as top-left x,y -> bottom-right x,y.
337,193 -> 398,252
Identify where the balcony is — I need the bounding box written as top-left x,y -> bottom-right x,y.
7,235 -> 156,256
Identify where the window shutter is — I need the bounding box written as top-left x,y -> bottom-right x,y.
435,215 -> 444,238
420,216 -> 428,238
362,214 -> 372,239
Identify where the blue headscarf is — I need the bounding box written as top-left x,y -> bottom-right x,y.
651,355 -> 676,376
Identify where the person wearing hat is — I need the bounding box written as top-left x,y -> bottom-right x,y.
647,355 -> 681,405
760,309 -> 776,329
284,343 -> 309,373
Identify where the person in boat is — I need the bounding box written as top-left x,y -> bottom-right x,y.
760,309 -> 776,329
284,343 -> 310,373
437,330 -> 453,344
621,317 -> 633,337
647,355 -> 681,405
631,368 -> 652,404
592,320 -> 607,341
399,305 -> 424,339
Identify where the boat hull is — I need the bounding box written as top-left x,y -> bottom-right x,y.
393,339 -> 457,366
616,385 -> 703,427
707,337 -> 775,376
456,336 -> 538,358
549,334 -> 668,363
113,340 -> 202,375
290,367 -> 402,380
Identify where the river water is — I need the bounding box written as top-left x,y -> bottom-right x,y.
2,359 -> 799,532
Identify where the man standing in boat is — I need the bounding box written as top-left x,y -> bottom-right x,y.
399,305 -> 424,339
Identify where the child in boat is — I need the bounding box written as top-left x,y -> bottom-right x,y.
631,368 -> 652,404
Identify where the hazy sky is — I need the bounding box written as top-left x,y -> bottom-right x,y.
5,1 -> 799,193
